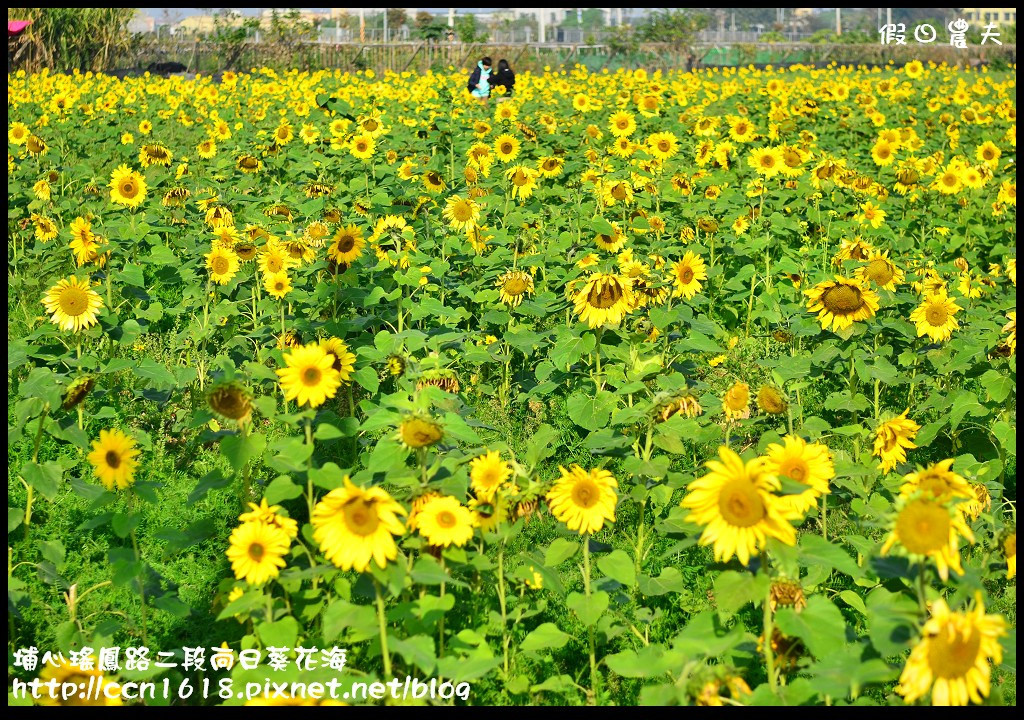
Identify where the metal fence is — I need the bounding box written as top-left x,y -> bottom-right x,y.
118,39 -> 1017,76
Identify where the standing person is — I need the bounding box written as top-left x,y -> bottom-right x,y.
467,56 -> 492,101
488,58 -> 515,100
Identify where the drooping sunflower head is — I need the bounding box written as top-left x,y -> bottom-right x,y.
62,374 -> 97,410
654,388 -> 703,422
722,382 -> 750,421
755,385 -> 788,416
769,579 -> 807,613
398,414 -> 444,449
207,381 -> 253,424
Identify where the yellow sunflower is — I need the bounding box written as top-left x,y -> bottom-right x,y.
873,410 -> 920,473
805,277 -> 880,332
881,495 -> 973,581
497,270 -> 534,308
762,435 -> 834,515
896,595 -> 1007,706
722,382 -> 750,421
276,342 -> 342,408
855,251 -> 905,291
546,465 -> 618,535
319,337 -> 356,383
572,272 -> 635,328
493,133 -> 521,163
671,251 -> 708,299
910,292 -> 961,342
87,428 -> 141,491
264,271 -> 292,299
226,521 -> 290,585
414,496 -> 475,548
207,246 -> 240,285
398,414 -> 444,449
470,450 -> 512,501
109,164 -> 147,208
42,276 -> 104,332
681,446 -> 798,565
312,477 -> 407,572
443,195 -> 481,230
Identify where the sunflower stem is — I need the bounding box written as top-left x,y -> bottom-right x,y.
23,407 -> 49,540
305,418 -> 315,520
761,553 -> 778,695
129,524 -> 149,647
439,555 -> 447,661
497,542 -> 509,676
916,563 -> 928,616
821,493 -> 828,541
374,578 -> 393,676
583,536 -> 598,704
593,327 -> 604,391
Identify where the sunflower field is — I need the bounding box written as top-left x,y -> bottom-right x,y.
6,59 -> 1017,707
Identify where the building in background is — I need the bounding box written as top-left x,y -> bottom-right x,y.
960,7 -> 1017,25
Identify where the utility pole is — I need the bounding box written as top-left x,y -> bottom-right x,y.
537,9 -> 546,44
448,7 -> 454,29
359,7 -> 365,42
836,7 -> 841,35
885,7 -> 892,30
383,8 -> 388,42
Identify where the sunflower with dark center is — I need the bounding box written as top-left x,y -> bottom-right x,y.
572,272 -> 635,328
805,277 -> 880,332
497,270 -> 534,307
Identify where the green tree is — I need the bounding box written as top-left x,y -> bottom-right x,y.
455,14 -> 489,43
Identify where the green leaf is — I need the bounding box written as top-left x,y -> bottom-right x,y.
605,644 -> 685,679
257,617 -> 299,649
21,460 -> 62,500
774,595 -> 847,659
638,567 -> 684,596
352,366 -> 379,394
566,390 -> 616,431
544,538 -> 579,566
597,549 -> 636,587
566,590 -> 609,626
799,534 -> 862,578
520,622 -> 571,653
264,475 -> 303,504
134,358 -> 177,389
220,432 -> 266,473
714,570 -> 770,616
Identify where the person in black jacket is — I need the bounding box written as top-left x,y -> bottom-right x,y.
467,56 -> 492,99
489,59 -> 515,99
